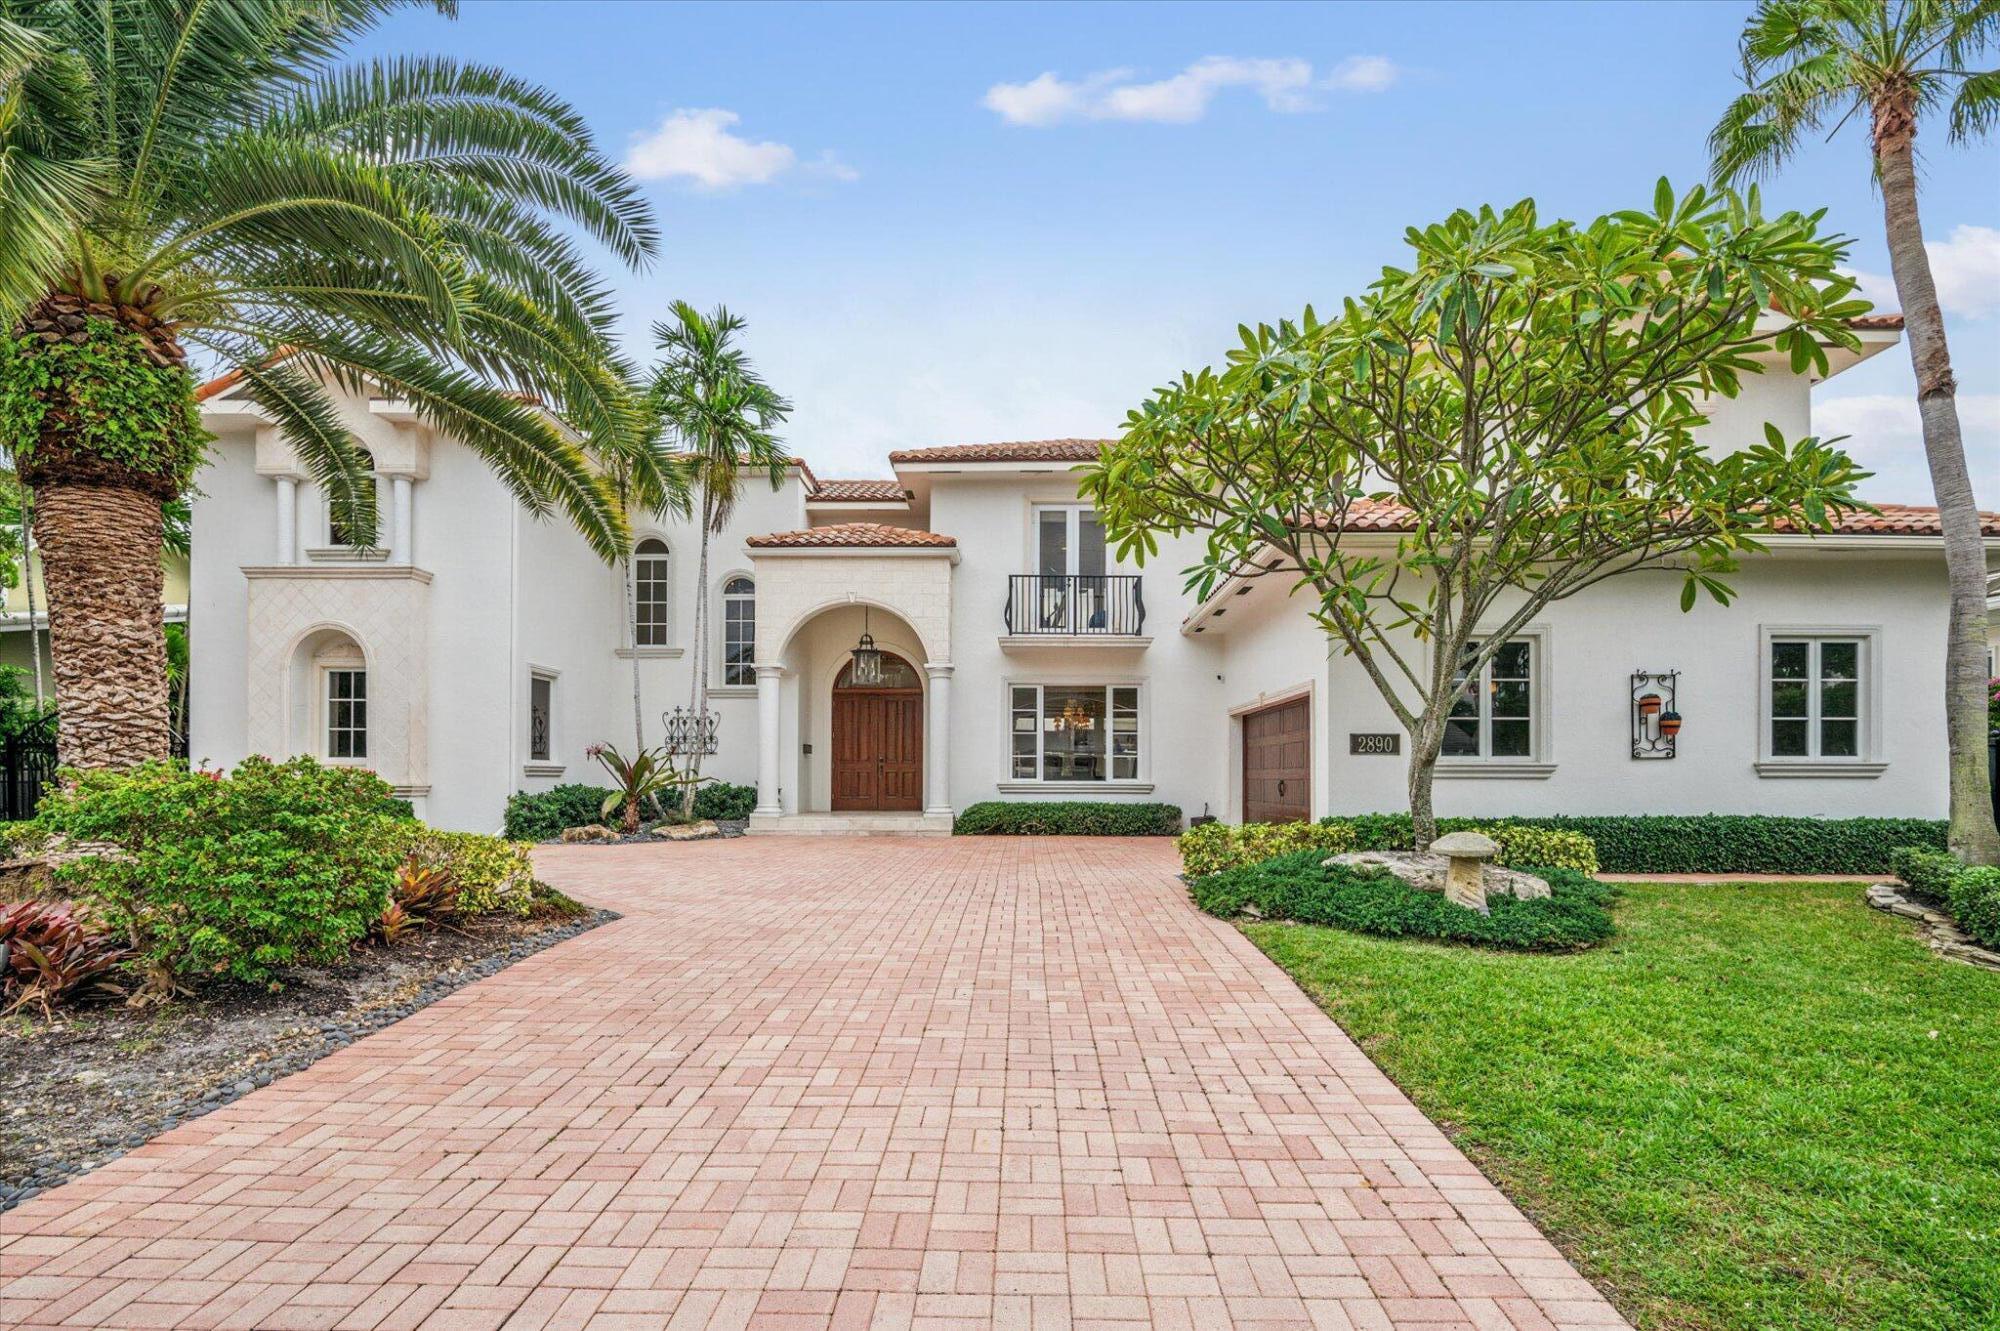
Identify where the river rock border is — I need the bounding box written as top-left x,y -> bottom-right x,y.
1865,883 -> 2000,972
0,908 -> 618,1214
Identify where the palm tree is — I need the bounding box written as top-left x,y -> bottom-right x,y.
591,420 -> 690,757
647,303 -> 790,812
0,0 -> 657,770
1711,0 -> 2000,864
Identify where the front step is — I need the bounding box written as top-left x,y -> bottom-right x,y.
747,812 -> 953,837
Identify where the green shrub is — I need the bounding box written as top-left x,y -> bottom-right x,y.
400,827 -> 537,916
1189,849 -> 1616,951
1328,813 -> 1944,875
1327,814 -> 1596,875
693,782 -> 758,821
1889,846 -> 1961,901
34,757 -> 407,994
1946,867 -> 2000,951
954,801 -> 1183,836
1178,821 -> 1357,876
504,783 -> 617,840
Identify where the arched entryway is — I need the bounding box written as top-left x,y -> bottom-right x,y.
830,652 -> 923,811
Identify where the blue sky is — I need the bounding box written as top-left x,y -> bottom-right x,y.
357,1 -> 1998,501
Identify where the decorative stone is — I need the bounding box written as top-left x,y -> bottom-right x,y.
560,824 -> 617,843
1325,849 -> 1551,908
653,820 -> 720,842
1427,831 -> 1500,915
1865,881 -> 2000,972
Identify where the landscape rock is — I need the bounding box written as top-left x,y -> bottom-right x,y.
1327,850 -> 1553,902
559,824 -> 618,843
652,820 -> 720,842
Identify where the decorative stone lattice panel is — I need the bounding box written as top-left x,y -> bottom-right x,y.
751,552 -> 954,665
244,567 -> 431,786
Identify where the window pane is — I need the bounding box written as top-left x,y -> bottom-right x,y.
1041,687 -> 1106,781
1771,718 -> 1809,756
1078,512 -> 1107,577
530,677 -> 552,762
1490,680 -> 1531,718
1819,719 -> 1858,757
1490,719 -> 1532,757
1038,511 -> 1067,576
1770,680 -> 1809,718
1442,717 -> 1480,756
1493,640 -> 1531,678
1112,755 -> 1137,780
1819,679 -> 1857,719
1771,641 -> 1809,679
1447,677 -> 1479,719
1820,641 -> 1858,680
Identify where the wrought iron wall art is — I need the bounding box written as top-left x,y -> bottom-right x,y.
1631,670 -> 1680,759
661,705 -> 719,757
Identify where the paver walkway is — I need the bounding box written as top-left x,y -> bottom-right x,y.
2,837 -> 1627,1331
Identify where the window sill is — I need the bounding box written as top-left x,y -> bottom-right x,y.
705,685 -> 758,699
305,546 -> 389,563
1755,759 -> 1887,779
995,780 -> 1156,795
1435,761 -> 1557,780
614,646 -> 684,659
522,763 -> 565,779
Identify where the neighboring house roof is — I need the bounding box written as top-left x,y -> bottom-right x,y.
1846,314 -> 1905,331
1292,498 -> 1999,537
810,479 -> 911,502
746,522 -> 957,549
887,439 -> 1114,465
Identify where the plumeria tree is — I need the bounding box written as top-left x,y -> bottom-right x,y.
0,0 -> 656,770
1710,0 -> 2000,862
646,302 -> 790,813
1084,183 -> 1874,847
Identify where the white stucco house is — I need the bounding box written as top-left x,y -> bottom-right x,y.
188,314 -> 1999,834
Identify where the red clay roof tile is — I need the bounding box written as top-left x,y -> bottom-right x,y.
887,439 -> 1113,464
810,479 -> 911,502
746,522 -> 956,549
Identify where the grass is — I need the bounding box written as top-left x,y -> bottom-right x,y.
1245,882 -> 2000,1331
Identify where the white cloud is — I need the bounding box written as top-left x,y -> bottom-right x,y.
984,54 -> 1398,127
624,109 -> 854,191
1840,225 -> 2000,322
1813,392 -> 2000,503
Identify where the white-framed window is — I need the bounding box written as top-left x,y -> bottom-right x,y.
1442,638 -> 1536,759
722,576 -> 755,685
325,668 -> 367,760
1010,684 -> 1141,782
1756,626 -> 1883,775
326,451 -> 381,549
529,671 -> 555,763
1033,505 -> 1107,578
633,538 -> 670,646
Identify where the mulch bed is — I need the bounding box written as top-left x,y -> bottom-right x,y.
0,906 -> 615,1211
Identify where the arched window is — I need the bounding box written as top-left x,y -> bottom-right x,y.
722,576 -> 755,685
633,538 -> 670,646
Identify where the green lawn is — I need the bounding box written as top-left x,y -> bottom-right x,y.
1245,882 -> 2000,1331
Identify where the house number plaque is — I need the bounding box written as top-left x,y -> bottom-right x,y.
1349,733 -> 1401,755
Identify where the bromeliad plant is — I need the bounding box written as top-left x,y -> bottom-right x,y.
0,898 -> 130,1017
587,742 -> 686,835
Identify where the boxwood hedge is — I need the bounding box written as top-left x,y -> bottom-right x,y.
1189,849 -> 1616,951
1327,813 -> 1948,875
953,801 -> 1183,836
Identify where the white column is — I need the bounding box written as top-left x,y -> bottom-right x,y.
924,663 -> 953,817
754,664 -> 783,816
389,476 -> 413,565
275,476 -> 298,565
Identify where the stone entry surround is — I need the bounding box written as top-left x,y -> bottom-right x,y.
0,838 -> 1625,1331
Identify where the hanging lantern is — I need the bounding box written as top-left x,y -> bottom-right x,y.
849,606 -> 884,686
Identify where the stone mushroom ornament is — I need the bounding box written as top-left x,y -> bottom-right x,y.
1428,830 -> 1500,915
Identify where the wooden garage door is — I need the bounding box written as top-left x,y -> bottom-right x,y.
1243,698 -> 1311,823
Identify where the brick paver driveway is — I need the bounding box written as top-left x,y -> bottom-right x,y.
2,837 -> 1625,1331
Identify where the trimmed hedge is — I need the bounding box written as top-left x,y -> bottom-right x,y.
1888,846 -> 1960,901
1327,813 -> 1948,875
504,784 -> 618,841
1183,818 -> 1596,878
1180,821 -> 1356,877
1189,850 -> 1617,951
953,801 -> 1183,836
1891,846 -> 2000,950
693,782 -> 758,822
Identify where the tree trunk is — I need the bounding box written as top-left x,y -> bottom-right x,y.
32,483 -> 170,769
20,492 -> 43,706
1406,716 -> 1445,850
682,501 -> 713,815
1875,102 -> 2000,864
624,556 -> 644,754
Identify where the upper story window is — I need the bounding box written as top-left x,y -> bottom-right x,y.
327,451 -> 380,549
633,538 -> 670,647
325,668 -> 367,760
722,577 -> 755,685
1442,639 -> 1535,759
1034,505 -> 1106,578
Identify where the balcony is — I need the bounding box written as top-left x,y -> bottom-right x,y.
1002,574 -> 1147,648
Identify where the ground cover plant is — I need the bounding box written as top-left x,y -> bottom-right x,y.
1249,881 -> 2000,1330
1192,850 -> 1615,951
1891,845 -> 2000,950
954,801 -> 1182,836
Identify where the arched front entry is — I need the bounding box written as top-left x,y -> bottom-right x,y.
830,652 -> 923,811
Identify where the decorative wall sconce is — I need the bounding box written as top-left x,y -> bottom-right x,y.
1632,671 -> 1680,759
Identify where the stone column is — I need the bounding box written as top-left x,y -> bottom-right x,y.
275,476 -> 298,564
389,476 -> 413,565
924,663 -> 953,817
754,664 -> 783,816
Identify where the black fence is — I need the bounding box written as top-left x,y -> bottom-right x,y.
1004,574 -> 1145,636
0,715 -> 57,822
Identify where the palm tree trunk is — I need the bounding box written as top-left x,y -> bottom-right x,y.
624,556 -> 644,754
1875,102 -> 2000,864
20,492 -> 44,706
32,482 -> 170,769
683,497 -> 713,814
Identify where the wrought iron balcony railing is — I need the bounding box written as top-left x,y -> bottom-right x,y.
1004,574 -> 1145,636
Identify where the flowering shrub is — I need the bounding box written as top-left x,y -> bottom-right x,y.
32,757 -> 408,997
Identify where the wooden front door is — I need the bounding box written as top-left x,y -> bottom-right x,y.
1243,697 -> 1311,823
831,655 -> 924,812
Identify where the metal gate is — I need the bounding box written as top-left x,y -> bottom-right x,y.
0,714 -> 57,821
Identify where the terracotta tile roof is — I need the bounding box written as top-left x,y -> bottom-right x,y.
195,347 -> 302,402
746,522 -> 956,549
1846,313 -> 1904,330
810,479 -> 911,502
888,439 -> 1113,465
1297,498 -> 1998,537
